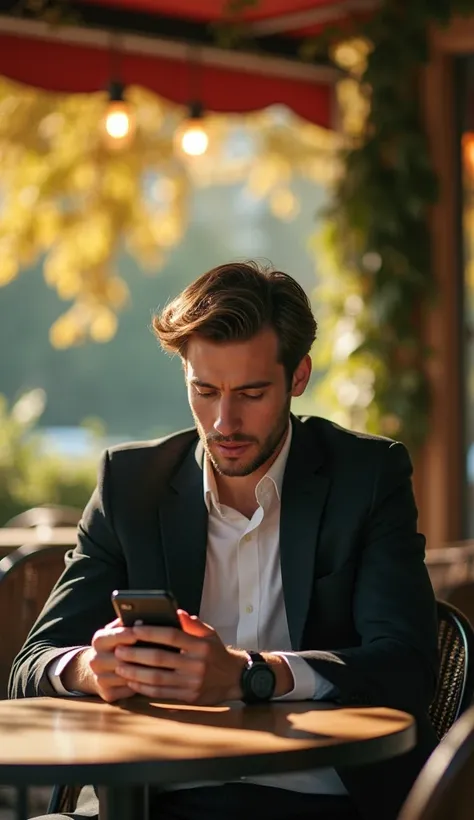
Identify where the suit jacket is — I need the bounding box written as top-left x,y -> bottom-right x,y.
8,415 -> 439,820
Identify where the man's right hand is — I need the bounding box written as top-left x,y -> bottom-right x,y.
61,618 -> 138,702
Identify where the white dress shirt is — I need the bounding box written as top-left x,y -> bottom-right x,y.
49,422 -> 346,795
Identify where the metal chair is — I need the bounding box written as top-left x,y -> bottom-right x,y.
428,600 -> 474,740
0,543 -> 69,698
4,504 -> 81,529
398,705 -> 474,820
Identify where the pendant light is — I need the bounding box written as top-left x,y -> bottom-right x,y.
174,47 -> 209,158
102,36 -> 135,151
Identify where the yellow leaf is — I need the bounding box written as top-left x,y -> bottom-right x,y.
269,188 -> 299,221
0,255 -> 18,285
90,309 -> 118,343
106,277 -> 129,308
35,204 -> 61,248
56,271 -> 82,300
153,215 -> 183,247
49,315 -> 83,348
71,162 -> 98,192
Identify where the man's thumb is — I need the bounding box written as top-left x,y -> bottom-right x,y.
178,609 -> 213,637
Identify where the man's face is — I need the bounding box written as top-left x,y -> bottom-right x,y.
185,328 -> 311,478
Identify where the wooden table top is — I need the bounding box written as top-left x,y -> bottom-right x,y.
0,527 -> 77,549
0,697 -> 416,786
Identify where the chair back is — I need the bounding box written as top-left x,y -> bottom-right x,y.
0,543 -> 69,698
5,505 -> 81,529
429,601 -> 474,740
448,581 -> 474,629
398,705 -> 474,820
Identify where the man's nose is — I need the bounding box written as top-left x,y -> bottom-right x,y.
213,397 -> 241,438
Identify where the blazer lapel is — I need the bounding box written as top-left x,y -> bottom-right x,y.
158,443 -> 208,616
280,416 -> 330,649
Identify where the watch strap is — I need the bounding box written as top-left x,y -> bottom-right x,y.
247,651 -> 265,665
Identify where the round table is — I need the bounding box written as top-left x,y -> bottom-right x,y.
0,696 -> 415,820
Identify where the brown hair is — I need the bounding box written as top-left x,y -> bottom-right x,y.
152,261 -> 317,382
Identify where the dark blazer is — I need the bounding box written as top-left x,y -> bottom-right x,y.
9,415 -> 439,820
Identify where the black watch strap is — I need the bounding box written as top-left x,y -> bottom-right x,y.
248,651 -> 265,664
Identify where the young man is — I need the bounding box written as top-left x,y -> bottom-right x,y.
10,261 -> 438,820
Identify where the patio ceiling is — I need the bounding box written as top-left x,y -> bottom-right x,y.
0,1 -> 378,127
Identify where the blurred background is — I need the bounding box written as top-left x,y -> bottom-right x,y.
0,0 -> 473,559
3,7 -> 474,806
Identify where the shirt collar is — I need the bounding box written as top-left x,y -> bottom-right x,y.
195,421 -> 293,513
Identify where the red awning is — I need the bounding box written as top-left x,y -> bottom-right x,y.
0,29 -> 335,127
81,0 -> 348,25
79,0 -> 377,35
0,2 -> 375,127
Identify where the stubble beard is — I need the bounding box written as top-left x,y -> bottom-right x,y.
199,395 -> 291,478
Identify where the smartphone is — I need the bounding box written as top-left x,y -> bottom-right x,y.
111,589 -> 182,651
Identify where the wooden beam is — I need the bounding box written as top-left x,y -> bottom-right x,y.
416,37 -> 464,547
431,14 -> 474,53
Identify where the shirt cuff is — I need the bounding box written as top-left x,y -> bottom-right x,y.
270,652 -> 338,701
46,647 -> 89,696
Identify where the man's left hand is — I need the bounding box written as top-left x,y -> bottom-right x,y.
114,610 -> 246,704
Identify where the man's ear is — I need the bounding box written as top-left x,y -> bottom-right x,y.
291,355 -> 312,398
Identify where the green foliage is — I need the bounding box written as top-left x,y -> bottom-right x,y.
0,390 -> 97,526
312,0 -> 473,451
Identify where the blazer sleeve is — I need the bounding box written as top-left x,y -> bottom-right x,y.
297,442 -> 439,715
8,450 -> 128,699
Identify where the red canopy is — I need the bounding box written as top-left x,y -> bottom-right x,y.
0,1 -> 375,127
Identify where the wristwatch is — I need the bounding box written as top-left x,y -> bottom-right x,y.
240,651 -> 276,703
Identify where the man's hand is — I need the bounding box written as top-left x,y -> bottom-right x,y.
61,618 -> 139,703
114,610 -> 248,705
113,611 -> 294,704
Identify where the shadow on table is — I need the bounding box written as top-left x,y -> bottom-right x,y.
0,696 -> 407,747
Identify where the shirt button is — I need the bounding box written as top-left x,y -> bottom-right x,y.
243,534 -> 252,543
245,604 -> 254,614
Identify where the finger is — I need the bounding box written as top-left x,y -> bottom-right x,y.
93,626 -> 137,652
126,682 -> 199,702
98,684 -> 137,703
115,662 -> 200,690
178,610 -> 214,638
94,671 -> 136,688
90,652 -> 125,675
131,625 -> 199,652
114,645 -> 204,673
104,617 -> 122,629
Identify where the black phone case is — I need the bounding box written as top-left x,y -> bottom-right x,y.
111,590 -> 181,651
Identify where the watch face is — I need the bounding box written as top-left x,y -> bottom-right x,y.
250,666 -> 275,699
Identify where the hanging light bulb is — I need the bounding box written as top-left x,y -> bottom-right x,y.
174,100 -> 209,158
102,81 -> 135,150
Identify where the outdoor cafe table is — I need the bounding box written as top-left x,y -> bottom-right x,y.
0,696 -> 416,820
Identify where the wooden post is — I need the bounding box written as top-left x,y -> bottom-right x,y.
415,18 -> 474,547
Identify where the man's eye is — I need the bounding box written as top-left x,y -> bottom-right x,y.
196,390 -> 216,398
242,393 -> 263,401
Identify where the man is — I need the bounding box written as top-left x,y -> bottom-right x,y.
10,261 -> 438,820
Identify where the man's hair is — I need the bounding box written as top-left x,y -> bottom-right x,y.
152,261 -> 317,382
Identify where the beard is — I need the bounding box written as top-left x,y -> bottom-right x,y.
196,395 -> 291,478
